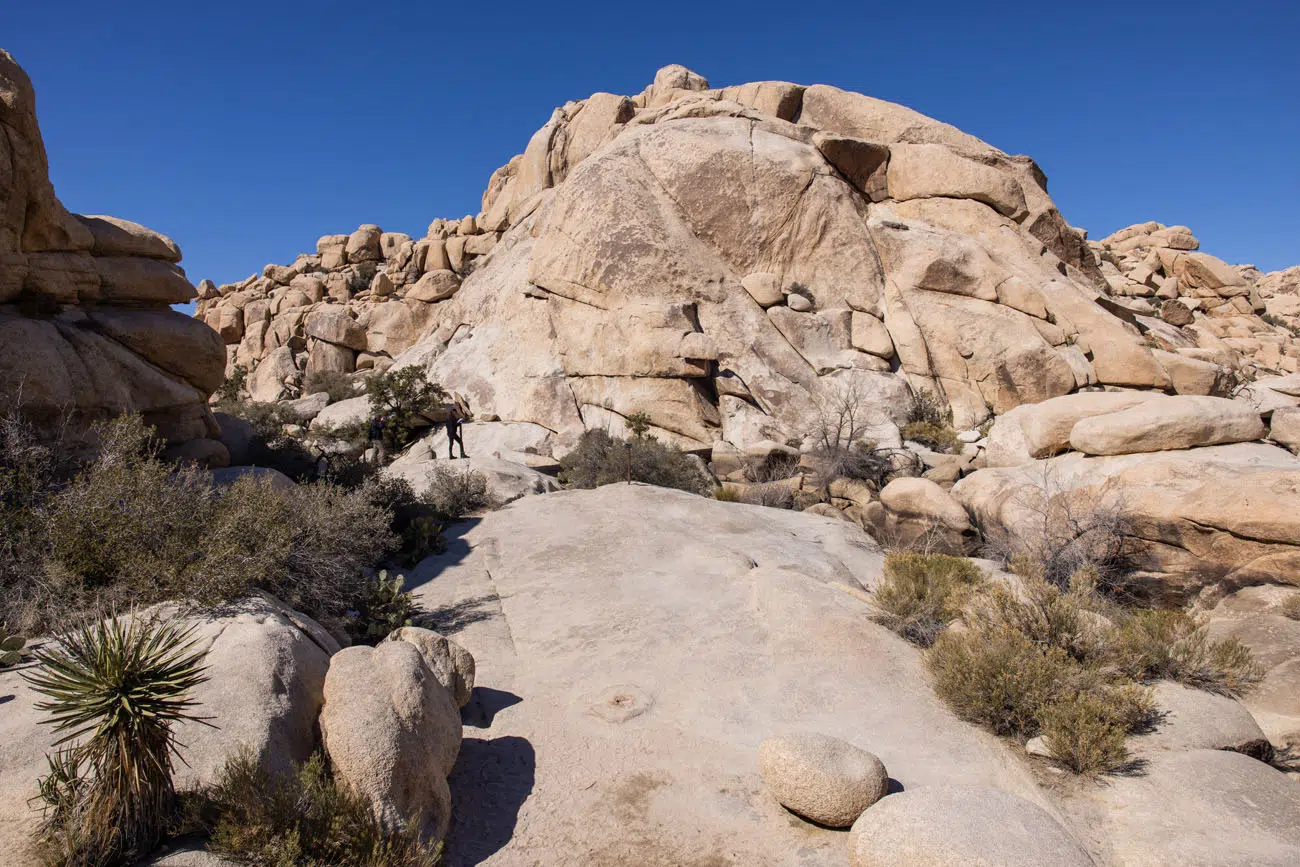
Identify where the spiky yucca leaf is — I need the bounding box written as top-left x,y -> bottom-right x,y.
23,613 -> 211,866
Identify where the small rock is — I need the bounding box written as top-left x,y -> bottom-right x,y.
786,292 -> 813,312
757,732 -> 888,828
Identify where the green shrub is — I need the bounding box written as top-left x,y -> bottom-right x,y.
0,621 -> 26,667
25,615 -> 209,867
213,365 -> 248,405
1040,692 -> 1132,776
1110,609 -> 1262,697
873,553 -> 983,646
302,370 -> 359,404
366,367 -> 446,451
928,626 -> 1072,738
186,749 -> 440,867
346,570 -> 418,646
422,464 -> 492,521
559,429 -> 711,495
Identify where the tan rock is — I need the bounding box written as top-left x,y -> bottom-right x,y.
984,391 -> 1162,466
385,627 -> 476,708
94,256 -> 196,304
406,269 -> 461,302
879,477 -> 970,531
74,214 -> 181,262
757,732 -> 888,828
849,311 -> 894,358
812,132 -> 889,201
848,786 -> 1092,867
304,308 -> 367,350
887,143 -> 1027,220
320,640 -> 461,843
345,224 -> 383,263
1069,395 -> 1265,455
1270,407 -> 1300,453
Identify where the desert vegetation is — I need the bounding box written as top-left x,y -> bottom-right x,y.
559,425 -> 711,494
873,552 -> 1261,775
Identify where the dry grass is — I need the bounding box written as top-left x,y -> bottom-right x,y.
1109,609 -> 1262,697
185,749 -> 441,867
872,553 -> 983,646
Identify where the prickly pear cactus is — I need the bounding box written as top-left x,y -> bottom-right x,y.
0,622 -> 25,667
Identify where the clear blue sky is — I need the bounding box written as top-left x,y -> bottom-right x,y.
7,0 -> 1298,299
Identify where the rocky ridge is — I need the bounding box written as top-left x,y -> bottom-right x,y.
195,63 -> 1300,598
0,50 -> 225,456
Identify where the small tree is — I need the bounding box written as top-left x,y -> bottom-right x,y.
365,367 -> 446,451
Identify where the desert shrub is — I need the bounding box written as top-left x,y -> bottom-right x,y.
302,370 -> 359,404
0,621 -> 25,667
981,467 -> 1133,590
0,412 -> 401,632
742,451 -> 801,484
928,626 -> 1071,737
26,615 -> 209,867
740,481 -> 798,510
345,570 -> 419,646
807,440 -> 893,490
186,749 -> 440,867
422,463 -> 492,521
1281,595 -> 1300,621
1110,609 -> 1262,697
366,367 -> 446,451
713,486 -> 741,502
907,389 -> 952,428
213,365 -> 247,405
558,429 -> 711,495
900,420 -> 959,454
1039,692 -> 1132,776
873,553 -> 983,646
962,571 -> 1110,663
0,410 -> 73,630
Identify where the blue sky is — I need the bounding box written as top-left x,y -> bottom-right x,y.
7,0 -> 1298,300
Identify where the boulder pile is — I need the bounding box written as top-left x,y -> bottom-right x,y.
0,50 -> 226,457
193,215 -> 504,402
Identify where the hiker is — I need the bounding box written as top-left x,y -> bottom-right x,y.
446,408 -> 467,460
446,392 -> 470,460
368,412 -> 388,464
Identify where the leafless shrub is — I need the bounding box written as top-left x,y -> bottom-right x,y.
980,462 -> 1133,591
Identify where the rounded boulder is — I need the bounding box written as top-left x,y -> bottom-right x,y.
848,786 -> 1092,867
757,732 -> 888,827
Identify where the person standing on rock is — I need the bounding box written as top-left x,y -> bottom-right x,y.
446,393 -> 470,460
369,412 -> 388,464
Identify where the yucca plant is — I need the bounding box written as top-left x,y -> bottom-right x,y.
0,620 -> 25,667
23,613 -> 211,867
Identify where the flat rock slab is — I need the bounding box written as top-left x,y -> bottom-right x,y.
408,484 -> 1058,866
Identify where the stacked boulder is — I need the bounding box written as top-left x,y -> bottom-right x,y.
0,50 -> 225,458
194,215 -> 502,402
1091,221 -> 1299,379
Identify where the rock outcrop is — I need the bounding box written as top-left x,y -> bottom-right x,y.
0,50 -> 224,455
197,64 -> 1181,454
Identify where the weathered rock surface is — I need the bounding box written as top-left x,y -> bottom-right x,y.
0,50 -> 222,447
955,443 -> 1300,600
385,626 -> 477,708
848,785 -> 1093,867
757,732 -> 888,827
386,450 -> 561,506
1068,395 -> 1265,455
169,595 -> 339,790
1068,749 -> 1300,866
407,484 -> 1060,865
320,639 -> 463,844
196,63 -> 1180,459
1133,681 -> 1273,761
1204,585 -> 1300,745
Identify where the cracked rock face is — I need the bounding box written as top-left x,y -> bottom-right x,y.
197,63 -> 1175,451
0,50 -> 224,453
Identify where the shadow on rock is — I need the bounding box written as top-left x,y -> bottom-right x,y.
444,735 -> 536,867
462,687 -> 523,729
